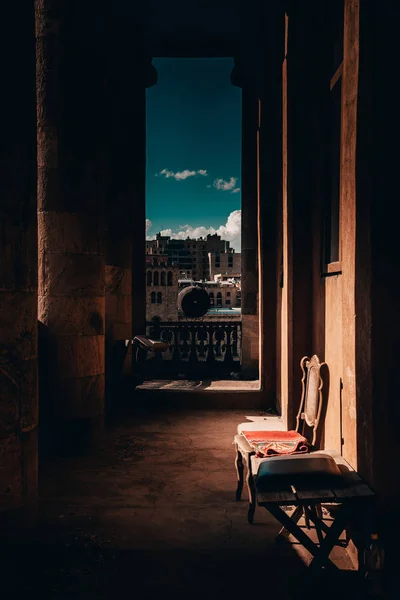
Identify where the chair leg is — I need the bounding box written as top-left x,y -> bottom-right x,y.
234,444 -> 244,501
246,457 -> 256,524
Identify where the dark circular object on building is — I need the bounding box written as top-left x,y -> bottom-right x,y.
177,285 -> 210,318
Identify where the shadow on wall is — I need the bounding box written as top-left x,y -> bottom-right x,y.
37,320 -> 58,459
315,362 -> 330,452
105,339 -> 132,415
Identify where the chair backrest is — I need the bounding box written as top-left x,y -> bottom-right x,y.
295,355 -> 326,447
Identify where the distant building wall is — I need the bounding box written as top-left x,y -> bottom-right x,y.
146,233 -> 238,281
209,251 -> 241,279
146,257 -> 180,321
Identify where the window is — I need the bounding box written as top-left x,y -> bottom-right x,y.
151,291 -> 156,304
167,271 -> 173,286
157,292 -> 162,304
226,291 -> 231,297
217,292 -> 222,307
228,255 -> 233,267
147,271 -> 152,286
153,271 -> 159,286
323,1 -> 344,273
209,292 -> 214,306
226,299 -> 231,305
161,271 -> 166,286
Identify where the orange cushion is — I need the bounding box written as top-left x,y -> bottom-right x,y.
240,430 -> 309,457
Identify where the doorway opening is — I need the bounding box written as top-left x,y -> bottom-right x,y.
143,57 -> 257,386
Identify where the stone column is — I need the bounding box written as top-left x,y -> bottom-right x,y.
132,62 -> 158,330
105,26 -> 157,403
240,86 -> 260,378
36,1 -> 107,451
232,37 -> 261,379
0,3 -> 38,513
258,1 -> 284,407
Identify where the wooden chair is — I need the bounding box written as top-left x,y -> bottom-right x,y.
234,354 -> 327,523
132,335 -> 169,384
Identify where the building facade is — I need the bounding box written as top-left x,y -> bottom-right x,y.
146,256 -> 180,321
208,250 -> 241,280
203,280 -> 240,310
146,233 -> 238,281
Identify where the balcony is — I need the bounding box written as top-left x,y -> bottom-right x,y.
140,319 -> 242,379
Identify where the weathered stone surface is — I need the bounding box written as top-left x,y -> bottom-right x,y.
38,296 -> 105,335
56,335 -> 105,379
105,239 -> 132,268
36,0 -> 107,437
0,429 -> 37,512
0,436 -> 22,511
0,2 -> 38,512
0,292 -> 37,358
105,266 -> 132,296
38,212 -> 103,255
106,295 -> 132,326
39,253 -> 105,297
241,314 -> 259,375
241,89 -> 259,318
0,358 -> 38,436
110,323 -> 133,342
55,374 -> 105,419
0,214 -> 38,293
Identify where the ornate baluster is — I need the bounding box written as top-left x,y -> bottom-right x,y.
224,324 -> 234,368
188,324 -> 199,366
151,318 -> 161,340
206,324 -> 215,365
197,325 -> 207,360
215,325 -> 224,359
232,323 -> 238,358
171,325 -> 181,367
238,322 -> 242,363
180,324 -> 190,360
160,325 -> 173,361
154,325 -> 165,366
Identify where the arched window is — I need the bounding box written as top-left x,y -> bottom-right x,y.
161,271 -> 166,286
157,292 -> 162,304
153,271 -> 159,286
147,271 -> 152,286
209,292 -> 214,306
217,292 -> 222,307
151,291 -> 156,304
167,271 -> 173,286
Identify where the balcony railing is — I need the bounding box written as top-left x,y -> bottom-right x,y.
141,320 -> 242,378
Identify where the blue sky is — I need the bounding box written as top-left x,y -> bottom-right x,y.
146,58 -> 242,250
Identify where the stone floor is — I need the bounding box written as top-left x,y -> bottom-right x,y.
1,408 -> 366,599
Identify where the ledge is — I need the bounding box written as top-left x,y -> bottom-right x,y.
136,379 -> 261,392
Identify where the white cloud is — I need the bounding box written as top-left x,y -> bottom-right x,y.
216,209 -> 241,251
213,177 -> 237,191
159,228 -> 173,237
158,168 -> 208,181
146,219 -> 152,233
231,187 -> 240,194
146,210 -> 241,252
